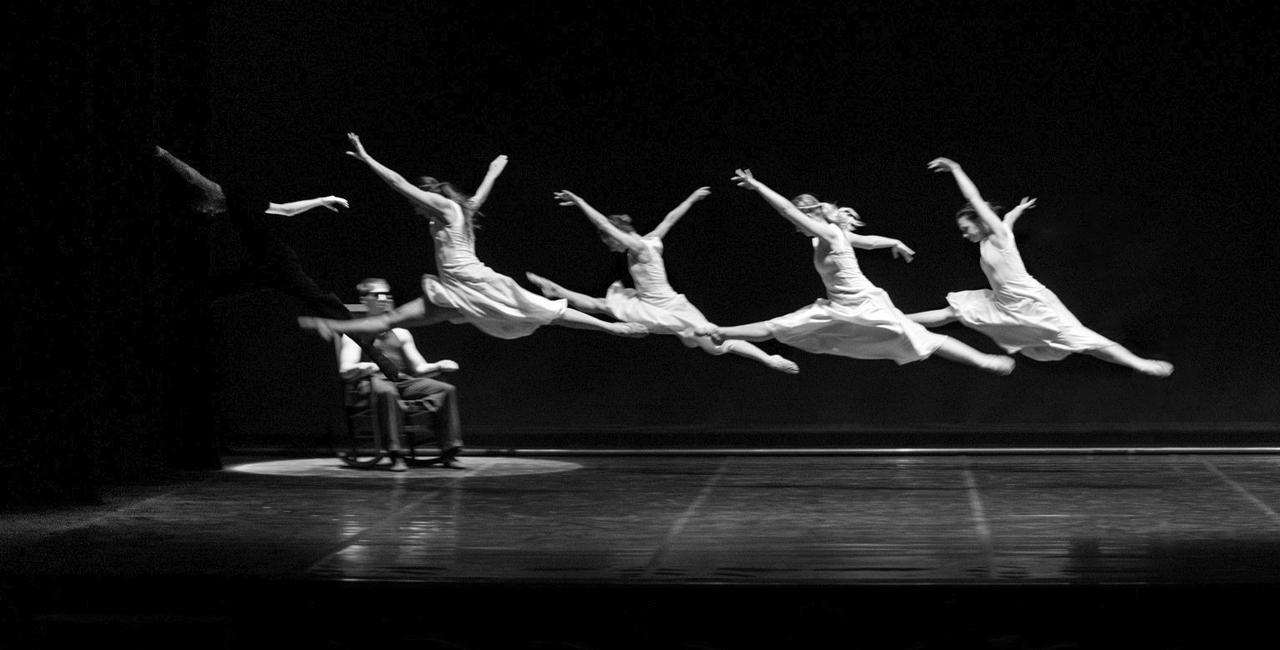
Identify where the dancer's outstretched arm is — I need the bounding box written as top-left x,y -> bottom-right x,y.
1003,196 -> 1036,230
731,169 -> 842,247
644,187 -> 711,240
469,154 -> 508,211
265,196 -> 350,217
554,190 -> 648,256
928,157 -> 1009,246
846,233 -> 916,262
344,133 -> 458,223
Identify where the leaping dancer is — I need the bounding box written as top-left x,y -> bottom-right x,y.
696,169 -> 1016,375
527,187 -> 799,373
905,157 -> 1172,376
298,134 -> 648,341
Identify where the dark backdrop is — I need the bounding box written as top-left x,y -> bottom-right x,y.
7,1 -> 1277,501
202,1 -> 1278,436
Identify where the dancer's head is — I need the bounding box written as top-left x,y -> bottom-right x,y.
357,277 -> 394,316
955,202 -> 1004,243
600,214 -> 636,253
415,176 -> 480,232
791,194 -> 864,233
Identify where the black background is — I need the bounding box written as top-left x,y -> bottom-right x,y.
7,0 -> 1279,500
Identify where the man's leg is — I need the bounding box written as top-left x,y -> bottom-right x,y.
397,377 -> 463,469
368,375 -> 407,471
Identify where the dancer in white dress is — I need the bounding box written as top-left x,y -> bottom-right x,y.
298,134 -> 647,341
696,170 -> 1016,374
906,157 -> 1173,376
525,187 -> 799,373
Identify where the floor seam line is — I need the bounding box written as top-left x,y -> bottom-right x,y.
1199,456 -> 1280,527
962,457 -> 996,579
641,457 -> 732,578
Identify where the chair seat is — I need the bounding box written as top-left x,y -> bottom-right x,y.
337,376 -> 439,469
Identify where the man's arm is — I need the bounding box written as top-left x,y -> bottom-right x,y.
338,335 -> 378,380
396,330 -> 459,378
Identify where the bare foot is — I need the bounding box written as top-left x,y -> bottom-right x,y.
1138,360 -> 1174,377
298,316 -> 337,342
982,355 -> 1016,375
388,454 -> 408,472
612,322 -> 648,338
526,272 -> 568,299
766,355 -> 800,374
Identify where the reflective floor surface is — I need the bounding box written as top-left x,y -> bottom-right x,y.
4,453 -> 1280,648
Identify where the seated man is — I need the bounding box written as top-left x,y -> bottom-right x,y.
339,278 -> 464,471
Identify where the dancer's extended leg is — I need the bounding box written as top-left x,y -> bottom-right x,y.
932,337 -> 1016,375
698,338 -> 799,374
906,307 -> 959,328
299,298 -> 461,340
694,322 -> 776,343
526,273 -> 608,313
1085,344 -> 1174,377
553,309 -> 648,337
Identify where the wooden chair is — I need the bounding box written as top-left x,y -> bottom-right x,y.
331,303 -> 441,469
336,375 -> 438,468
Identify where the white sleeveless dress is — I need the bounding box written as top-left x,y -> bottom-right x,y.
420,203 -> 567,339
602,237 -> 735,354
946,236 -> 1113,361
767,233 -> 946,363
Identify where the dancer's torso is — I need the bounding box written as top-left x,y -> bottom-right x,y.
429,203 -> 482,273
979,237 -> 1046,296
627,237 -> 679,302
813,233 -> 876,303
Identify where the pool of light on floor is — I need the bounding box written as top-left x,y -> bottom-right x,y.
227,456 -> 583,479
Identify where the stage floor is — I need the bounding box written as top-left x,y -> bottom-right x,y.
4,452 -> 1280,648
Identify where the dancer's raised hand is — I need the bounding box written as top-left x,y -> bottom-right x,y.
891,241 -> 916,263
553,190 -> 583,207
927,157 -> 960,173
1017,197 -> 1037,211
320,196 -> 349,212
488,154 -> 509,175
688,186 -> 711,202
731,169 -> 760,190
345,133 -> 371,162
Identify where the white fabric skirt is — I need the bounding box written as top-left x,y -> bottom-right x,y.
604,282 -> 734,354
947,287 -> 1114,361
422,264 -> 567,340
768,288 -> 946,364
